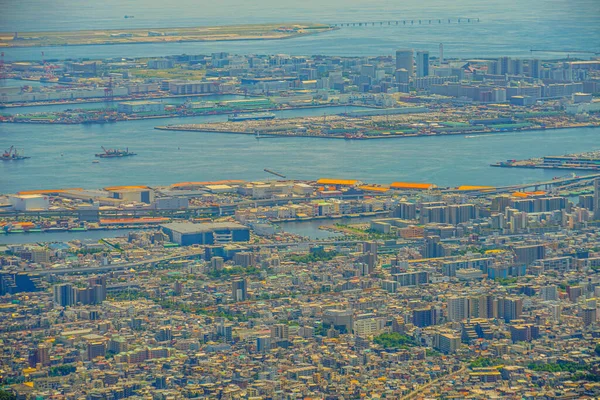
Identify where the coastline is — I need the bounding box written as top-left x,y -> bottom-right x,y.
0,92 -> 255,109
1,103 -> 371,125
154,123 -> 600,141
0,24 -> 337,49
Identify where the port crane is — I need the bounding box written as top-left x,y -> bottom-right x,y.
264,169 -> 286,179
3,146 -> 14,158
41,51 -> 59,80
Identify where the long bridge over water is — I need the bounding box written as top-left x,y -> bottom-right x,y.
329,18 -> 480,27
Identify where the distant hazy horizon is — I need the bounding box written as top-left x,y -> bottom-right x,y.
1,0 -> 598,62
2,0 -> 600,33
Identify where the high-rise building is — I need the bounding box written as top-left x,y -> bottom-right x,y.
528,59 -> 541,78
435,332 -> 460,353
498,297 -> 522,322
271,324 -> 289,340
412,307 -> 437,327
256,336 -> 272,353
594,178 -> 600,220
393,201 -> 417,219
396,49 -> 413,76
361,64 -> 376,78
395,68 -> 410,84
217,322 -> 233,342
323,309 -> 353,334
447,297 -> 470,322
513,244 -> 545,266
392,271 -> 429,287
510,59 -> 524,75
423,236 -> 445,258
362,241 -> 378,274
87,341 -> 106,360
35,343 -> 51,367
154,376 -> 167,390
420,206 -> 446,224
416,51 -> 430,77
363,241 -> 378,256
361,253 -> 377,275
469,295 -> 493,319
211,256 -> 224,270
233,251 -> 255,267
158,327 -> 172,342
174,281 -> 183,295
550,304 -> 561,322
108,336 -> 128,354
581,307 -> 597,326
447,204 -> 478,225
498,56 -> 511,75
73,284 -> 106,305
232,278 -> 247,302
53,283 -> 75,307
567,285 -> 583,302
510,324 -> 535,342
540,285 -> 558,301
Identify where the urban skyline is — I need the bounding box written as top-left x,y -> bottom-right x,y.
1,1 -> 600,399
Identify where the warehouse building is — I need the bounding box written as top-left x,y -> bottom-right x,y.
160,222 -> 250,246
10,194 -> 50,211
117,101 -> 164,114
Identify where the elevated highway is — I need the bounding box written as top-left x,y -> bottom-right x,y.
445,173 -> 600,195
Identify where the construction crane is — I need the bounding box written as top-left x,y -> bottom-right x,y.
3,146 -> 14,158
41,51 -> 58,80
264,169 -> 286,179
0,52 -> 5,83
104,76 -> 114,109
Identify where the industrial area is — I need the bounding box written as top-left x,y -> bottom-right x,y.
2,10 -> 600,398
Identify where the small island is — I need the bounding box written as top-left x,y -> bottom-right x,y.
0,23 -> 336,48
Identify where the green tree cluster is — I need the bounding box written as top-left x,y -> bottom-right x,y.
469,357 -> 502,368
289,250 -> 338,263
373,332 -> 417,349
0,391 -> 16,400
49,364 -> 77,377
208,266 -> 261,278
527,362 -> 590,373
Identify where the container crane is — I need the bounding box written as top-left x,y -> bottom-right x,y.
264,169 -> 286,179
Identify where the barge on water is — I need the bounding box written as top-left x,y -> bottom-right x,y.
95,146 -> 137,158
228,112 -> 276,122
492,150 -> 600,171
1,146 -> 30,161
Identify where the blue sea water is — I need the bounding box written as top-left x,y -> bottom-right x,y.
1,0 -> 599,194
1,112 -> 599,193
0,0 -> 599,61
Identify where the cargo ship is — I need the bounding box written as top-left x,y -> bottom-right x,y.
1,146 -> 30,161
228,112 -> 276,122
82,117 -> 118,125
95,146 -> 137,158
491,151 -> 600,171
